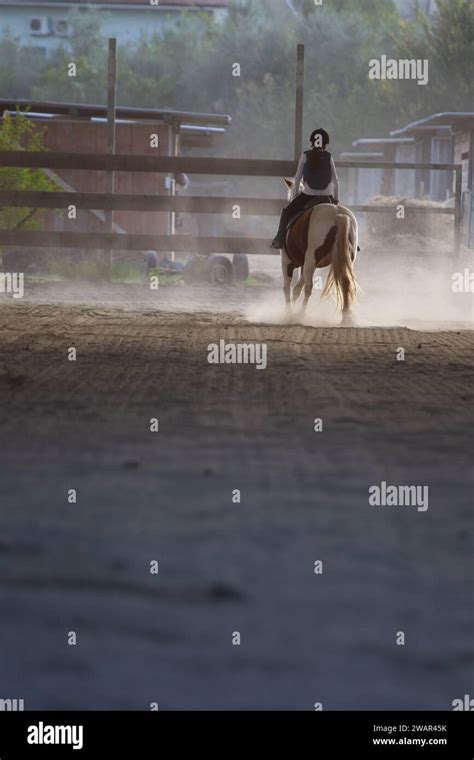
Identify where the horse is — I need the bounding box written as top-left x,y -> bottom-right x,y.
279,178 -> 359,324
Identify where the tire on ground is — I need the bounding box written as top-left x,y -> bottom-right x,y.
232,254 -> 249,281
205,255 -> 234,285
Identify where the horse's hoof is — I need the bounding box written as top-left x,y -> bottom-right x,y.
340,312 -> 355,327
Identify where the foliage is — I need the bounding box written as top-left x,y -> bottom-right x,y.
31,10 -> 107,103
0,110 -> 58,231
45,251 -> 138,281
392,0 -> 474,118
0,28 -> 46,100
296,0 -> 399,25
0,0 -> 472,160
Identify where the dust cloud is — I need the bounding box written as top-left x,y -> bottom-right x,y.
245,234 -> 473,330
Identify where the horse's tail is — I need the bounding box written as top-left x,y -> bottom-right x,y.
321,213 -> 357,312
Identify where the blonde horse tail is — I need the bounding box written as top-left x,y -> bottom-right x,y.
321,213 -> 357,312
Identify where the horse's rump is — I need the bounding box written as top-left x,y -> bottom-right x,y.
286,206 -> 338,268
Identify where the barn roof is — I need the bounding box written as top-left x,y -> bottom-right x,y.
1,99 -> 230,150
391,113 -> 474,136
352,138 -> 415,146
339,152 -> 384,159
0,99 -> 231,127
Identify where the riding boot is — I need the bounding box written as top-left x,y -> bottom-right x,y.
270,207 -> 290,249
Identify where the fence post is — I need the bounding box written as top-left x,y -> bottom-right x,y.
294,44 -> 305,161
454,165 -> 462,260
168,119 -> 179,262
105,37 -> 117,280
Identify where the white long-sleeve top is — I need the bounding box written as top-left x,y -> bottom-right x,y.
290,152 -> 339,202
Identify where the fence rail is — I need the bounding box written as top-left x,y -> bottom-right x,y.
0,230 -> 275,254
0,150 -> 463,258
0,190 -> 456,215
0,150 -> 462,175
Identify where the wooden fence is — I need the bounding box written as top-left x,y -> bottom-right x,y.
0,151 -> 463,258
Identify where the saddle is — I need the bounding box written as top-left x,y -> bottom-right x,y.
286,196 -> 334,234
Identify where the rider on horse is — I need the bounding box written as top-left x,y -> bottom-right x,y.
271,128 -> 339,249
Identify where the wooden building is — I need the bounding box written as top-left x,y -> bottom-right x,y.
348,138 -> 416,201
346,112 -> 474,248
0,98 -> 231,244
391,113 -> 474,246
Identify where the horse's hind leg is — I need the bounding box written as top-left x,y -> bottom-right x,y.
292,269 -> 305,304
302,247 -> 316,312
281,250 -> 294,315
340,308 -> 356,326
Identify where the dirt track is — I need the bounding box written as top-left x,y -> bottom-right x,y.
0,289 -> 472,710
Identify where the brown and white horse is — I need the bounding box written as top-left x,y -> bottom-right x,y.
280,179 -> 359,324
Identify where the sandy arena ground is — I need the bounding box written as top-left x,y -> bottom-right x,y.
0,277 -> 472,710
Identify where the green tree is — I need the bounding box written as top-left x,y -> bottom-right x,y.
0,28 -> 48,99
117,13 -> 216,110
297,0 -> 398,25
391,0 -> 474,118
0,0 -> 471,162
31,9 -> 107,103
0,110 -> 58,231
